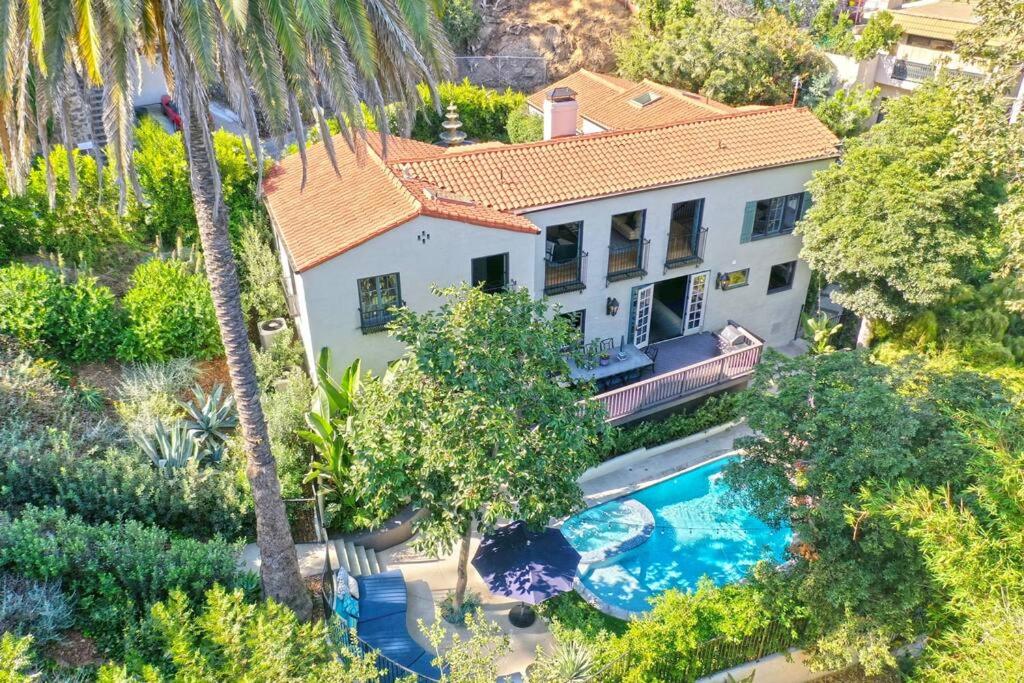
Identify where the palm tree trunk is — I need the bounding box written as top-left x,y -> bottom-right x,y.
178,87 -> 311,620
454,516 -> 473,610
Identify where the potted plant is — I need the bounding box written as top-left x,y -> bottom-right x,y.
599,352 -> 611,366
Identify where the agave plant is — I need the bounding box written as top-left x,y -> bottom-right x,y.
529,639 -> 598,683
134,420 -> 202,472
180,384 -> 238,462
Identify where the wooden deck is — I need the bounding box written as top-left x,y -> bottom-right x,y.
593,325 -> 763,423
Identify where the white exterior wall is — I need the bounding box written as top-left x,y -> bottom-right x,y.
137,58 -> 168,106
285,161 -> 829,376
522,161 -> 827,350
293,215 -> 537,374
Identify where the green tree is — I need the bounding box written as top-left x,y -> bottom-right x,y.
441,0 -> 482,53
616,0 -> 828,105
812,85 -> 879,138
853,11 -> 901,60
884,406 -> 1024,681
723,351 -> 995,674
0,0 -> 449,620
798,83 -> 1006,346
96,586 -> 382,682
350,286 -> 605,609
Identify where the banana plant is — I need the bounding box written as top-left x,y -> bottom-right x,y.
133,420 -> 202,473
300,349 -> 364,504
180,384 -> 238,463
803,313 -> 843,355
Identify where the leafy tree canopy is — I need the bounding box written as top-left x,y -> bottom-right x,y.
799,82 -> 1007,327
883,404 -> 1024,681
349,285 -> 605,605
723,350 -> 1004,674
615,0 -> 829,106
812,84 -> 879,138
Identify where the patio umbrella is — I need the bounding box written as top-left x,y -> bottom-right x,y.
471,521 -> 581,627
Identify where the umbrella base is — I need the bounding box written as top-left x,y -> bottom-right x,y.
509,603 -> 536,628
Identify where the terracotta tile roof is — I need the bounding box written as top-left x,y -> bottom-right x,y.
395,107 -> 839,212
527,70 -> 734,131
266,107 -> 838,272
264,135 -> 537,272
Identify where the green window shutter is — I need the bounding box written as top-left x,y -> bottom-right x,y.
739,201 -> 756,243
798,191 -> 813,220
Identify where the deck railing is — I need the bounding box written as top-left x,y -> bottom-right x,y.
594,327 -> 763,422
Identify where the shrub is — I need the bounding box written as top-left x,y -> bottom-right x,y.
118,258 -> 221,362
133,116 -> 195,246
24,147 -> 132,262
506,106 -> 544,144
813,85 -> 880,138
0,264 -> 123,362
0,442 -> 251,541
237,215 -> 286,322
98,586 -> 381,681
0,573 -> 74,646
0,506 -> 249,656
0,633 -> 35,683
262,367 -> 314,498
599,393 -> 740,459
442,0 -> 482,53
252,334 -> 304,393
412,80 -> 527,143
115,358 -> 199,434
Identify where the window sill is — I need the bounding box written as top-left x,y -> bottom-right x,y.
766,285 -> 793,295
749,229 -> 796,242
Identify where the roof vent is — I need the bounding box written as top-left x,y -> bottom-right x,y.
629,91 -> 661,108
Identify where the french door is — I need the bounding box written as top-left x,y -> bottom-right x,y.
633,284 -> 654,349
683,270 -> 710,335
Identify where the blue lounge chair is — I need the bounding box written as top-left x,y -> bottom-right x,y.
354,570 -> 443,682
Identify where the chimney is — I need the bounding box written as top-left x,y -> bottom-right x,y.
543,87 -> 578,140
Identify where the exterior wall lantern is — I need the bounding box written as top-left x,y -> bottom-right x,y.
606,297 -> 619,316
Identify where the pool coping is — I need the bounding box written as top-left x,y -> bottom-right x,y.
565,449 -> 746,621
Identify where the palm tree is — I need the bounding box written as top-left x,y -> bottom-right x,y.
0,0 -> 450,619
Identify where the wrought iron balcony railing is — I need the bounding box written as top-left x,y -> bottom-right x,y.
665,226 -> 708,270
607,239 -> 650,283
544,251 -> 588,295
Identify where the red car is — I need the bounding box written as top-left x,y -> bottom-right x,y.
160,95 -> 182,131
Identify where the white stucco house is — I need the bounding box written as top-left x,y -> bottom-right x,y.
264,77 -> 839,422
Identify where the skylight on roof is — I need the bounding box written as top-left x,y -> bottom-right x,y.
629,91 -> 661,107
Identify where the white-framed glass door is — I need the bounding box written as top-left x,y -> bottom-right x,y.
683,270 -> 710,335
633,284 -> 654,349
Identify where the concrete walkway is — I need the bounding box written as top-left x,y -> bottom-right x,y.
241,421 -> 753,678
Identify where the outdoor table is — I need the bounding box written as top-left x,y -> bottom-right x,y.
566,343 -> 653,384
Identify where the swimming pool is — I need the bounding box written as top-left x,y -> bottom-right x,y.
561,455 -> 791,616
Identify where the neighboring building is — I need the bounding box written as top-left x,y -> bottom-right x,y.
835,0 -> 1024,122
524,69 -> 736,134
264,85 -> 839,422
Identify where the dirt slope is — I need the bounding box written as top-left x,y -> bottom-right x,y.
475,0 -> 633,79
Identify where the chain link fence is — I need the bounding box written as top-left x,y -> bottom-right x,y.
455,55 -> 549,92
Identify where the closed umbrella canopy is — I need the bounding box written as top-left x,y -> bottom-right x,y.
471,521 -> 581,605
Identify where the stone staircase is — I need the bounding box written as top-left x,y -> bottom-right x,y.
334,539 -> 387,576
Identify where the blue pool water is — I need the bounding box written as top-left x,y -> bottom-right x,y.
561,456 -> 791,615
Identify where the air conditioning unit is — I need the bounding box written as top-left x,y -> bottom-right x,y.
718,324 -> 751,350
